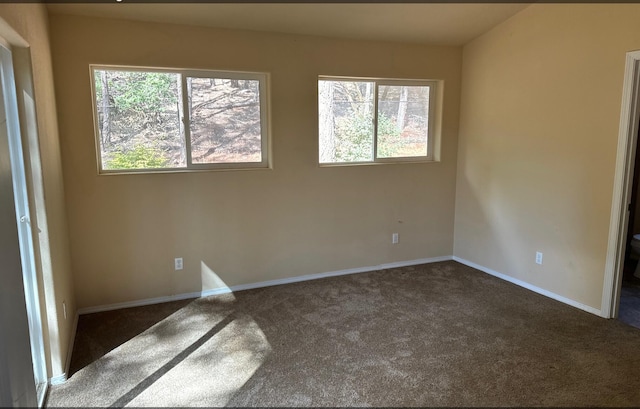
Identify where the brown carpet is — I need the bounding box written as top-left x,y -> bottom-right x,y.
46,261 -> 640,407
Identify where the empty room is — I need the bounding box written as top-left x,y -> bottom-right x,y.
4,2 -> 640,407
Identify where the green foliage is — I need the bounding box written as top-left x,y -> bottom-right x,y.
99,71 -> 176,114
115,72 -> 175,113
105,145 -> 169,170
334,113 -> 401,162
334,112 -> 374,162
94,76 -> 103,101
376,115 -> 404,158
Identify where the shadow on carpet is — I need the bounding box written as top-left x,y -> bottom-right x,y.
47,261 -> 640,407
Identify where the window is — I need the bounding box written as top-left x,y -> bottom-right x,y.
318,77 -> 439,165
91,66 -> 269,173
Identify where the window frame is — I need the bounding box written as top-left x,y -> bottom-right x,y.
90,64 -> 271,174
318,75 -> 440,166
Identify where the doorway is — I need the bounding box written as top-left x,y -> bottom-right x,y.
604,50 -> 640,319
0,41 -> 47,405
616,123 -> 640,328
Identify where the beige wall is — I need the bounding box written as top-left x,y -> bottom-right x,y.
0,4 -> 74,379
455,4 -> 640,311
49,14 -> 462,309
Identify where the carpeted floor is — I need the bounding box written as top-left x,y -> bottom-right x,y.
46,261 -> 640,407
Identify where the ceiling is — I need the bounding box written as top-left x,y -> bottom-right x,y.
46,3 -> 531,46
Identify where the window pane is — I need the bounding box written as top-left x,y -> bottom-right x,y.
376,85 -> 430,158
319,80 -> 375,163
188,77 -> 262,164
94,69 -> 184,170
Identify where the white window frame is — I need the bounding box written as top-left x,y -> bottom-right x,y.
318,75 -> 441,166
90,65 -> 271,174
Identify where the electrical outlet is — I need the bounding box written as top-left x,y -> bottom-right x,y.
175,257 -> 183,270
535,252 -> 543,265
392,233 -> 399,244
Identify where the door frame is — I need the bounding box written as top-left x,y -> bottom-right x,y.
603,50 -> 640,318
1,42 -> 48,405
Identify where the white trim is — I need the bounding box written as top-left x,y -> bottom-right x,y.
77,291 -> 203,315
78,256 -> 453,315
89,65 -> 271,174
36,383 -> 47,408
48,310 -> 79,385
602,50 -> 640,319
453,257 -> 603,317
317,76 -> 438,165
2,44 -> 48,401
203,255 -> 453,296
62,313 -> 77,382
49,373 -> 67,386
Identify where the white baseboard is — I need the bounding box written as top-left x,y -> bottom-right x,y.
48,311 -> 78,386
50,373 -> 67,386
54,254 -> 603,387
77,256 -> 453,315
203,255 -> 454,297
453,256 -> 603,317
77,291 -> 205,315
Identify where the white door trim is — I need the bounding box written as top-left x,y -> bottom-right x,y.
602,50 -> 640,318
1,43 -> 47,406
